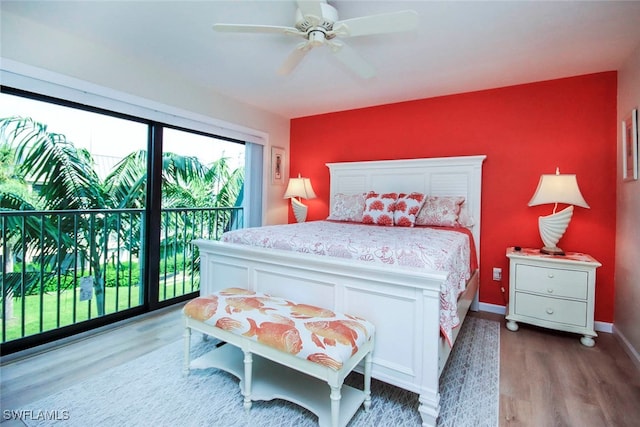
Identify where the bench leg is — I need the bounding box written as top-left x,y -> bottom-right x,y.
242,350 -> 253,411
183,325 -> 192,377
363,351 -> 372,411
330,384 -> 342,427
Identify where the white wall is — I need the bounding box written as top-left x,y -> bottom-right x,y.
0,10 -> 290,225
615,43 -> 640,367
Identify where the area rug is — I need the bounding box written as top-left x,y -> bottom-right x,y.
20,316 -> 499,427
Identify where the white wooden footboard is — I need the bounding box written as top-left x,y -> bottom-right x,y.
194,238 -> 446,426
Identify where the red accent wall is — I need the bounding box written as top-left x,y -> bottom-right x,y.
289,72 -> 617,323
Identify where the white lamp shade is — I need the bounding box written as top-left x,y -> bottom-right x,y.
283,176 -> 317,200
528,173 -> 589,208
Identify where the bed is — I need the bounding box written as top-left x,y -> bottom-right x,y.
193,155 -> 486,426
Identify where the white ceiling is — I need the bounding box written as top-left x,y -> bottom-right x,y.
3,1 -> 640,119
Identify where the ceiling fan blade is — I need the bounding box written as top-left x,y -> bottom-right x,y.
334,10 -> 419,38
296,0 -> 324,21
328,41 -> 375,79
278,43 -> 311,75
213,23 -> 300,36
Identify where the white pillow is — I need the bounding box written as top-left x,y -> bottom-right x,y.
415,196 -> 465,227
327,193 -> 366,222
457,201 -> 475,227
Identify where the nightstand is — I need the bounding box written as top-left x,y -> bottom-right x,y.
505,247 -> 601,347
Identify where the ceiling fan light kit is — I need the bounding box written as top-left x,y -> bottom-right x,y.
212,0 -> 419,78
307,30 -> 327,46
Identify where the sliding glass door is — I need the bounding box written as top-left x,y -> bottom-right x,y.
0,88 -> 248,353
0,91 -> 149,346
156,127 -> 245,302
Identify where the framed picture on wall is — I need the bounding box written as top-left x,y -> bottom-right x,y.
622,108 -> 638,182
271,146 -> 285,185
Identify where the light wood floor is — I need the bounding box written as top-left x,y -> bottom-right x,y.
1,307 -> 639,426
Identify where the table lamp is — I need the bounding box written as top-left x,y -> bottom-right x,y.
528,168 -> 589,255
284,174 -> 317,222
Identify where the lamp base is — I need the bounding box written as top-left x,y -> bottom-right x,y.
540,246 -> 565,256
290,197 -> 308,223
537,206 -> 573,257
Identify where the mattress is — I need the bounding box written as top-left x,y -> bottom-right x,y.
221,220 -> 475,345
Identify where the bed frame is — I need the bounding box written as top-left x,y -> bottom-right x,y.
193,155 -> 486,426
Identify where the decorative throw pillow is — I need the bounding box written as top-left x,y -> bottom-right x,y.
457,202 -> 475,227
327,193 -> 366,222
393,192 -> 426,227
415,196 -> 465,227
362,192 -> 398,226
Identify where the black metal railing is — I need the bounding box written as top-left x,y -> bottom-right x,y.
0,206 -> 243,344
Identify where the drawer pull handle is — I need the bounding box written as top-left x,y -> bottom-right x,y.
547,288 -> 554,294
547,273 -> 554,278
546,308 -> 554,315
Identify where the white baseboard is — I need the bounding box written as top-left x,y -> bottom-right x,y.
479,302 -> 506,315
613,326 -> 640,372
478,303 -> 613,334
478,304 -> 638,371
595,321 -> 613,334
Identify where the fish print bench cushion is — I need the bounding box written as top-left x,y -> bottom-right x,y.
183,288 -> 375,371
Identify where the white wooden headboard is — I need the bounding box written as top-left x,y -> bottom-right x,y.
326,155 -> 487,263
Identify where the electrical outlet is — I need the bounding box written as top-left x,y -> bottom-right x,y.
492,267 -> 502,281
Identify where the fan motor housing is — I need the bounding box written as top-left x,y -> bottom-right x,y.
295,3 -> 338,36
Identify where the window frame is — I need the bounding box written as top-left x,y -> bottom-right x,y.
0,85 -> 253,354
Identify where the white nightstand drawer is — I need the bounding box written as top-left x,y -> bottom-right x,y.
506,248 -> 600,346
515,264 -> 588,300
514,292 -> 587,327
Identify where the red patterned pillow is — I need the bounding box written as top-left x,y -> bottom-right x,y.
362,192 -> 398,226
394,192 -> 426,227
415,196 -> 465,227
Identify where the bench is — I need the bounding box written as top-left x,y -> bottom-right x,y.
182,287 -> 375,427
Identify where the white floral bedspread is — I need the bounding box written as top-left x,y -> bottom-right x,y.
221,221 -> 472,346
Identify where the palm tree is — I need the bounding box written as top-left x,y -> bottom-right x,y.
1,117 -> 106,313
0,116 -> 243,318
103,149 -> 244,298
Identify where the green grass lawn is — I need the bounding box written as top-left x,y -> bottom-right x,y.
1,277 -> 199,342
1,286 -> 142,342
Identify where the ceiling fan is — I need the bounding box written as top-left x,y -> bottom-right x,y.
212,0 -> 419,78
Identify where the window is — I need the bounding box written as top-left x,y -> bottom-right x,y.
157,127 -> 245,301
0,87 -> 257,354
